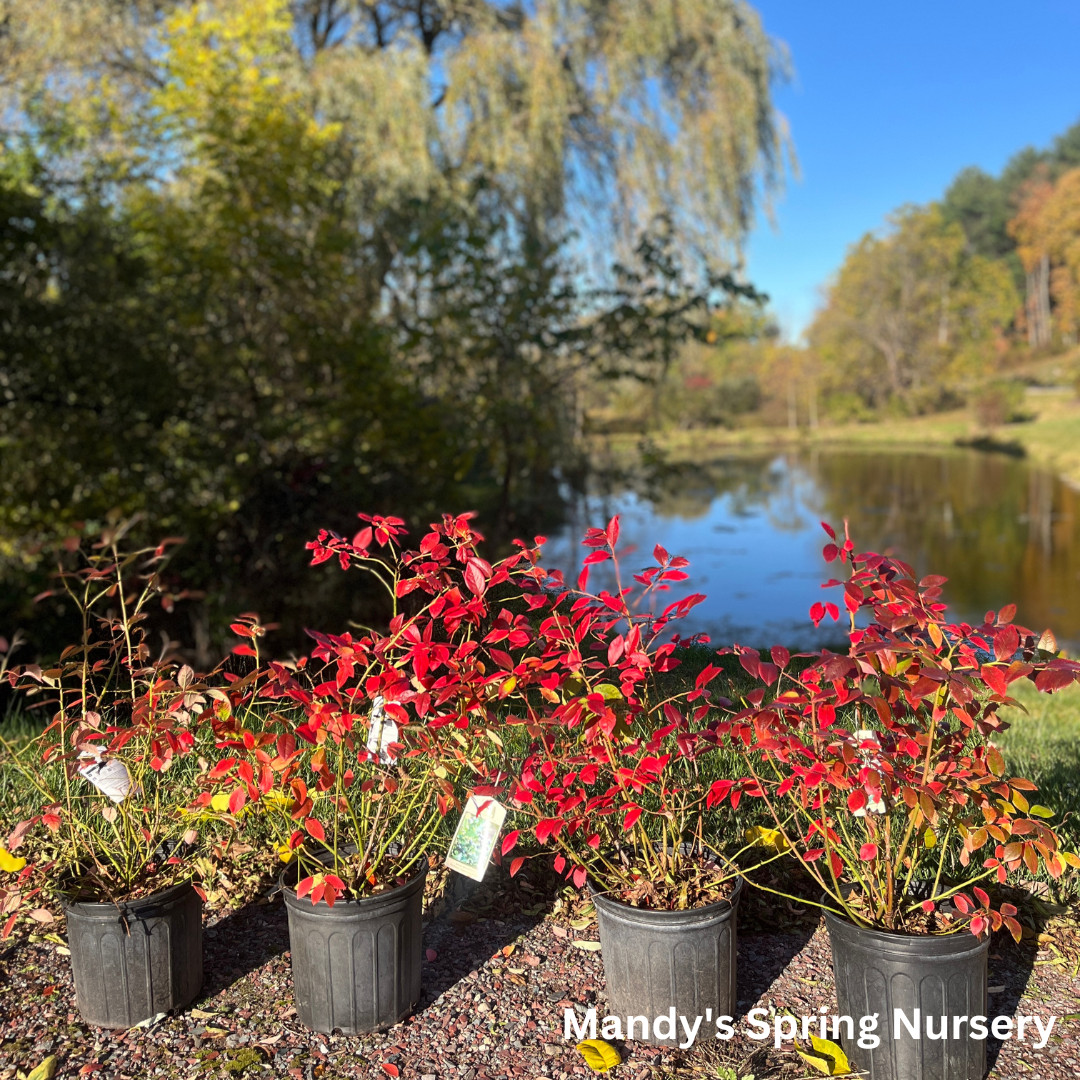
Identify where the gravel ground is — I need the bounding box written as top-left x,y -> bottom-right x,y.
1,873 -> 1077,1080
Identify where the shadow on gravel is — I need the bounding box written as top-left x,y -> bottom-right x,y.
736,926 -> 818,1017
985,933 -> 1037,1074
199,897 -> 290,997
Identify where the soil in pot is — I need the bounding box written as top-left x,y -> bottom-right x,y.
824,907 -> 990,1080
591,877 -> 744,1045
63,879 -> 203,1028
281,863 -> 427,1035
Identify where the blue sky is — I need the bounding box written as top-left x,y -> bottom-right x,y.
747,0 -> 1080,340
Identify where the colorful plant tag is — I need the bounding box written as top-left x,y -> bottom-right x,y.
78,751 -> 133,804
445,794 -> 507,881
365,695 -> 398,764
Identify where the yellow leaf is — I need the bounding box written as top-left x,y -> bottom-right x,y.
928,622 -> 943,649
744,826 -> 790,853
796,1036 -> 850,1076
595,683 -> 623,701
1029,804 -> 1054,819
1011,788 -> 1029,813
210,791 -> 231,813
576,1039 -> 621,1072
0,847 -> 27,874
276,844 -> 294,863
25,1057 -> 58,1080
572,940 -> 602,951
923,827 -> 937,849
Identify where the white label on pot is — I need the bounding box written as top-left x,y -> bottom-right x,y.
365,695 -> 399,764
445,794 -> 507,882
78,751 -> 133,804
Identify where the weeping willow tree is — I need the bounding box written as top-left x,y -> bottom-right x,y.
0,0 -> 790,653
1,0 -> 790,263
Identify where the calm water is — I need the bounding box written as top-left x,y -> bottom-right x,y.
546,448 -> 1080,651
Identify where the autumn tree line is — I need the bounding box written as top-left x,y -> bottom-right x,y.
602,118 -> 1080,433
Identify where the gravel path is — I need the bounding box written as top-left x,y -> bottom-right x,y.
1,876 -> 1077,1080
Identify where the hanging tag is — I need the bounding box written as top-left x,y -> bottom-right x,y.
852,729 -> 886,815
445,794 -> 507,882
78,750 -> 133,804
365,695 -> 398,764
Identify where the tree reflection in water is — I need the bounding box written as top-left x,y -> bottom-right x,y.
548,448 -> 1080,650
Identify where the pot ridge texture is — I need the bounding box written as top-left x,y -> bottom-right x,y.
591,877 -> 744,1045
63,880 -> 203,1028
824,908 -> 990,1080
282,867 -> 426,1034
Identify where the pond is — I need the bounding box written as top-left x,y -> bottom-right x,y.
544,447 -> 1080,652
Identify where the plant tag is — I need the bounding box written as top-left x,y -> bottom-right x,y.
365,695 -> 398,764
852,730 -> 886,815
78,751 -> 133,804
445,794 -> 507,882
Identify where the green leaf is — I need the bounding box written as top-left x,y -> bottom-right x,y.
576,1039 -> 621,1072
1029,805 -> 1055,818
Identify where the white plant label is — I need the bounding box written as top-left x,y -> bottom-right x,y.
365,695 -> 399,764
78,751 -> 133,804
852,729 -> 886,815
445,794 -> 507,882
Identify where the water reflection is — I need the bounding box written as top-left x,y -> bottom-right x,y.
547,449 -> 1080,650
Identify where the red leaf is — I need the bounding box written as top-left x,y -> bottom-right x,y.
426,948 -> 437,962
997,604 -> 1017,625
296,876 -> 314,899
953,892 -> 972,914
972,886 -> 989,909
501,831 -> 519,856
859,843 -> 878,861
464,558 -> 488,597
554,854 -> 566,874
821,521 -> 837,540
572,865 -> 587,889
823,544 -> 839,563
228,787 -> 247,815
231,643 -> 257,657
382,1064 -> 400,1078
847,790 -> 867,813
305,817 -> 326,842
509,857 -> 525,877
605,515 -> 620,548
623,805 -> 643,831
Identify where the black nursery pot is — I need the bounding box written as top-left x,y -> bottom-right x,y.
281,865 -> 426,1034
591,877 -> 744,1045
824,908 -> 990,1080
63,880 -> 203,1028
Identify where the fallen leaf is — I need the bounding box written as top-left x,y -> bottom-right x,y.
381,1064 -> 399,1078
501,944 -> 515,957
506,966 -> 526,975
796,1036 -> 850,1076
569,917 -> 594,930
132,1012 -> 167,1029
523,954 -> 541,966
551,926 -> 567,939
25,1056 -> 58,1080
449,910 -> 476,926
259,1033 -> 283,1047
572,940 -> 602,951
27,909 -> 54,924
576,1038 -> 621,1072
988,985 -> 1006,994
55,947 -> 70,956
425,949 -> 437,962
190,1008 -> 218,1020
203,1027 -> 230,1037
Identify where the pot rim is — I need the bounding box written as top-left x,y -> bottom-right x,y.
822,904 -> 992,952
280,860 -> 427,914
61,877 -> 198,915
590,874 -> 744,921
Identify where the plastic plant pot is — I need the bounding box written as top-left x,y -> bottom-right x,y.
824,907 -> 990,1080
590,877 -> 744,1045
63,880 -> 203,1028
281,865 -> 426,1034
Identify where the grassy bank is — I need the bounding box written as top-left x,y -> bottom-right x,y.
608,385 -> 1080,487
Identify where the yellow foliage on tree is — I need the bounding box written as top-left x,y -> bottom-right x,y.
1009,168 -> 1080,347
809,205 -> 1016,415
